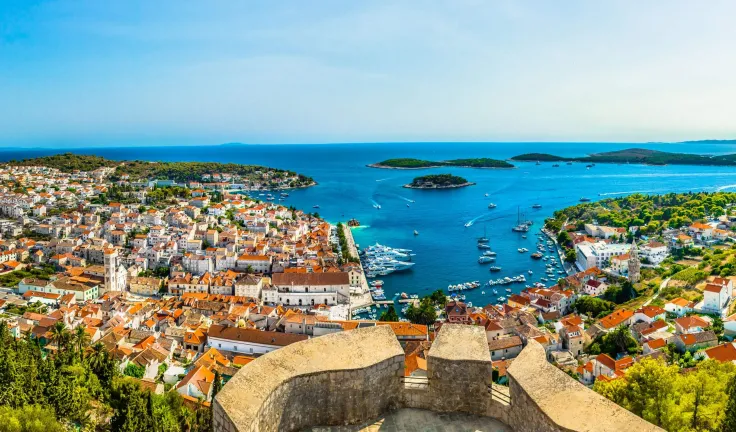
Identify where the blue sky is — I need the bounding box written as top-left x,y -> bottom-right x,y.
1,1 -> 736,147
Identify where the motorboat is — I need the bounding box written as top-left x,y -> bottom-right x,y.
489,266 -> 502,272
482,251 -> 497,256
413,230 -> 419,236
478,256 -> 495,264
477,243 -> 491,250
488,203 -> 497,209
532,204 -> 542,209
313,205 -> 320,208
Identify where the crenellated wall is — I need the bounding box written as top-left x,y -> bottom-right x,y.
214,324 -> 663,432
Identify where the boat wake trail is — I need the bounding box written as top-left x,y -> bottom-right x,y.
465,213 -> 509,227
396,194 -> 416,203
716,184 -> 736,192
375,177 -> 393,182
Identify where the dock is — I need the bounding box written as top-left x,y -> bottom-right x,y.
374,299 -> 420,305
344,224 -> 374,311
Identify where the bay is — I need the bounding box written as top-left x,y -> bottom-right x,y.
4,142 -> 736,308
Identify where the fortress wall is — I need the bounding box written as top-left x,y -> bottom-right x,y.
506,340 -> 663,432
215,325 -> 664,432
213,326 -> 404,432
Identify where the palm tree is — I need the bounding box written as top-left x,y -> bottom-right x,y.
50,321 -> 68,353
87,342 -> 107,373
74,325 -> 91,360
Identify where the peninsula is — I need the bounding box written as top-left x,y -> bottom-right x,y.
10,153 -> 316,189
369,157 -> 513,169
511,148 -> 736,166
404,174 -> 474,189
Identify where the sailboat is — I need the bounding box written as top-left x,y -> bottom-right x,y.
512,207 -> 530,232
477,225 -> 489,244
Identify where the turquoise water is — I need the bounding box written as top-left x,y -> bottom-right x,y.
5,142 -> 736,307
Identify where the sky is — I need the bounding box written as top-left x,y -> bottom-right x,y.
1,1 -> 736,147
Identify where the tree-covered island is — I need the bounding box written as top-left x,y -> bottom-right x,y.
369,157 -> 514,169
512,147 -> 736,166
404,174 -> 474,189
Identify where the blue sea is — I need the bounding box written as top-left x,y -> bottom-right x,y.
5,142 -> 736,308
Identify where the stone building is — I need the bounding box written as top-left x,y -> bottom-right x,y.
628,240 -> 641,283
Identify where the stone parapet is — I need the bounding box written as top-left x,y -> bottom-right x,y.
213,325 -> 404,432
506,340 -> 664,432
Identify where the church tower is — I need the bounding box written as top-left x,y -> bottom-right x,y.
104,248 -> 125,294
628,240 -> 641,283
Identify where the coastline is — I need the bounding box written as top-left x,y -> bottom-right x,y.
224,181 -> 317,194
403,182 -> 475,189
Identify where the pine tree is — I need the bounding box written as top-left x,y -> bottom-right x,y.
723,374 -> 736,432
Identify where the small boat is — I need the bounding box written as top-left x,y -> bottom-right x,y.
518,248 -> 528,253
522,235 -> 527,239
477,243 -> 492,250
567,162 -> 572,165
488,203 -> 497,209
406,204 -> 410,208
413,230 -> 419,236
528,270 -> 533,274
484,193 -> 489,197
536,161 -> 541,165
579,197 -> 591,202
482,251 -> 497,257
313,205 -> 320,208
373,204 -> 382,209
532,204 -> 542,209
489,266 -> 502,272
531,252 -> 543,259
478,256 -> 495,264
400,292 -> 408,299
477,227 -> 489,243
552,164 -> 560,167
465,221 -> 473,228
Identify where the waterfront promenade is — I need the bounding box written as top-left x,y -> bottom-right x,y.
344,224 -> 373,311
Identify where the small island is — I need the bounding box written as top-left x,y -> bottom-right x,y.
369,157 -> 514,169
404,174 -> 474,189
511,148 -> 736,167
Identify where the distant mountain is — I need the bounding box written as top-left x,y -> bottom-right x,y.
511,147 -> 736,166
679,139 -> 736,144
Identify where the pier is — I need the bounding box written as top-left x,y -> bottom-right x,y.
344,223 -> 374,311
374,299 -> 420,306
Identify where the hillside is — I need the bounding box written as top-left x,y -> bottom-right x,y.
8,153 -> 316,187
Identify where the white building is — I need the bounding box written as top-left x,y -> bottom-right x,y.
264,272 -> 351,307
639,242 -> 669,266
575,242 -> 632,270
207,324 -> 307,355
236,254 -> 272,274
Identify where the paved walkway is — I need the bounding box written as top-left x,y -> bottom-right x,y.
307,409 -> 512,432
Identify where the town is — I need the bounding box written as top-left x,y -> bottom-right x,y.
3,157 -> 736,430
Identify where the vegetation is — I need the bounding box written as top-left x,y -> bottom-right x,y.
379,305 -> 399,322
405,289 -> 446,325
545,191 -> 736,235
373,157 -> 513,169
595,358 -> 736,431
572,296 -> 616,318
0,264 -> 56,288
335,223 -> 359,264
586,325 -> 639,356
408,174 -> 471,188
0,321 -> 211,431
670,267 -> 708,287
512,148 -> 736,166
9,153 -> 315,187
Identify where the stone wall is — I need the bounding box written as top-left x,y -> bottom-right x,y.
213,325 -> 404,432
215,324 -> 663,432
505,340 -> 664,432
